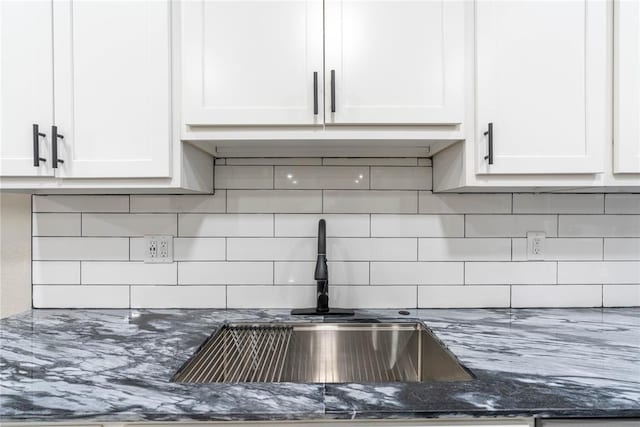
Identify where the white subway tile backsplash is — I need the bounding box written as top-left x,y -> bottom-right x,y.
32,261 -> 80,285
275,166 -> 369,189
466,215 -> 557,237
558,261 -> 640,284
274,261 -> 369,285
604,238 -> 640,260
227,286 -> 316,308
130,194 -> 225,213
324,190 -> 417,213
29,158 -> 640,309
371,214 -> 463,237
370,262 -> 463,285
33,213 -> 81,236
603,285 -> 640,307
332,286 -> 416,308
82,262 -> 176,285
131,286 -> 226,308
512,238 -> 603,261
605,194 -> 640,214
227,238 -> 315,261
83,214 -> 177,237
513,194 -> 604,214
418,238 -> 511,261
33,237 -> 129,261
511,285 -> 602,308
327,238 -> 417,261
419,193 -> 511,214
559,215 -> 640,237
33,195 -> 129,213
173,238 -> 226,261
179,262 -> 272,285
418,286 -> 510,308
33,285 -> 129,308
465,262 -> 557,285
215,166 -> 273,189
370,167 -> 432,190
227,190 -> 322,213
179,214 -> 273,237
274,214 -> 369,237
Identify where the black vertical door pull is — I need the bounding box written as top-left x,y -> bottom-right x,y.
484,122 -> 494,165
330,69 -> 336,113
51,125 -> 64,168
313,71 -> 318,115
32,124 -> 46,167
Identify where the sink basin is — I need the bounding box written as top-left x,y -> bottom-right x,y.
172,322 -> 474,384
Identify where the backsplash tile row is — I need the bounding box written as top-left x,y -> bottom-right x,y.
31,159 -> 640,309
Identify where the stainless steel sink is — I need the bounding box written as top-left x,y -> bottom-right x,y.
172,322 -> 474,384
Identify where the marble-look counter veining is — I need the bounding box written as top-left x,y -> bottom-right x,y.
0,308 -> 639,422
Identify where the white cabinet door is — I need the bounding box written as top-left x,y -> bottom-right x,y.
52,0 -> 171,179
0,0 -> 54,177
182,0 -> 324,126
324,0 -> 464,125
614,0 -> 640,174
476,0 -> 608,175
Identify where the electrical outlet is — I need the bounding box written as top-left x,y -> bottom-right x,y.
144,235 -> 173,263
527,231 -> 546,260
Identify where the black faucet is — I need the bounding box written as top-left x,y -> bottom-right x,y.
291,219 -> 354,316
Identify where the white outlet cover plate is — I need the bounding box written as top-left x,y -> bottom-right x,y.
526,231 -> 546,260
144,235 -> 173,263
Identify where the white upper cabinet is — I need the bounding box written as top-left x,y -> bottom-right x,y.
476,0 -> 608,175
52,0 -> 171,179
181,0 -> 324,126
324,0 -> 464,125
0,0 -> 54,177
614,0 -> 640,174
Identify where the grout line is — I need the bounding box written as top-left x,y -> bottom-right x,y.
462,261 -> 466,285
463,214 -> 466,237
510,238 -> 513,261
509,285 -> 512,308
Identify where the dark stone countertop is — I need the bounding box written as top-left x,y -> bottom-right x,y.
0,308 -> 639,422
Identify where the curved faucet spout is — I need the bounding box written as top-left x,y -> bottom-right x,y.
317,219 -> 326,255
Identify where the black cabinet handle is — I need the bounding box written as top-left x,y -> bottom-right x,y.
483,122 -> 494,165
330,69 -> 336,113
51,125 -> 64,168
313,71 -> 318,115
32,124 -> 46,166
